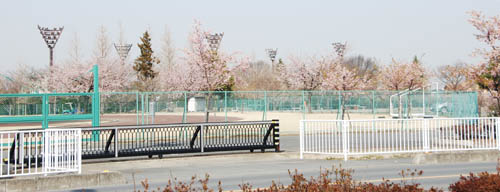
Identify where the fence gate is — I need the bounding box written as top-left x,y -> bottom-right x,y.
44,129 -> 82,175
0,129 -> 81,178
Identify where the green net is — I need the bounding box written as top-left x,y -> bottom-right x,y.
0,90 -> 479,128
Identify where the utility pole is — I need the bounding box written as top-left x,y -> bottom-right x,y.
114,43 -> 132,64
266,48 -> 278,72
38,26 -> 64,67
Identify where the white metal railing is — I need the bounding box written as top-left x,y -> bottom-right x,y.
0,129 -> 81,178
300,117 -> 500,160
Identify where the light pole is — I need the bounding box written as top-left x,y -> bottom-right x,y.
204,32 -> 224,122
114,43 -> 132,63
206,33 -> 224,53
332,42 -> 347,58
38,26 -> 64,67
266,48 -> 278,72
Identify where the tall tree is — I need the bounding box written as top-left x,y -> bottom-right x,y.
93,25 -> 111,60
322,43 -> 370,119
133,31 -> 159,92
40,26 -> 131,93
468,11 -> 500,116
181,21 -> 248,122
160,25 -> 176,69
279,55 -> 326,113
343,55 -> 379,88
235,60 -> 282,91
437,62 -> 472,91
279,55 -> 325,91
379,57 -> 427,118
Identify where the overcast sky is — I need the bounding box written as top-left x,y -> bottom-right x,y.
0,0 -> 499,73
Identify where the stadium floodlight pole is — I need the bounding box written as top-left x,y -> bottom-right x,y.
204,32 -> 224,122
332,42 -> 347,58
114,43 -> 133,63
206,32 -> 224,53
38,25 -> 64,67
266,48 -> 278,72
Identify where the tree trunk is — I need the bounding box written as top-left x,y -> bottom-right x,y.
307,92 -> 313,113
398,94 -> 402,119
205,92 -> 213,122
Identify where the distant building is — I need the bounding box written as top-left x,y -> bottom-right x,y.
187,97 -> 206,112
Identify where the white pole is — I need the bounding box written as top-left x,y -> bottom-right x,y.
299,120 -> 304,159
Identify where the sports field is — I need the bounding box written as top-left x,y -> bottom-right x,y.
0,111 -> 388,134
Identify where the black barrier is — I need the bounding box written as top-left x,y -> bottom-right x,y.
9,120 -> 279,164
79,120 -> 280,159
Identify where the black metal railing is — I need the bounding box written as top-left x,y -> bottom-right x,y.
8,120 -> 279,164
79,120 -> 279,159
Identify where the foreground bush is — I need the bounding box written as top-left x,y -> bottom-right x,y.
449,170 -> 500,192
137,165 -> 442,192
240,166 -> 441,192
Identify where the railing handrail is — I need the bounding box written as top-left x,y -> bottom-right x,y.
77,120 -> 276,131
300,117 -> 495,123
300,117 -> 500,161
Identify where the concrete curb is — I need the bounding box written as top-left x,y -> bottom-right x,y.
0,171 -> 125,192
413,150 -> 500,164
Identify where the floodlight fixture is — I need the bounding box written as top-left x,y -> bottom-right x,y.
38,25 -> 64,67
206,32 -> 224,52
114,43 -> 133,62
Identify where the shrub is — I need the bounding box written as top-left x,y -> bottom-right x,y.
449,172 -> 500,192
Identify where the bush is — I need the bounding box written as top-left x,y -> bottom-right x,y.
240,166 -> 441,192
137,165 -> 442,192
449,172 -> 500,192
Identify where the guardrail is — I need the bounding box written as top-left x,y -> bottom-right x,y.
300,117 -> 499,160
9,120 -> 279,163
1,129 -> 81,178
79,120 -> 280,159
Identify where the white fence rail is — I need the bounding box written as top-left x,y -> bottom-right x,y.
0,129 -> 81,178
300,117 -> 500,160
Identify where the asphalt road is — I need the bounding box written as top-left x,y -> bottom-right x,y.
56,136 -> 498,191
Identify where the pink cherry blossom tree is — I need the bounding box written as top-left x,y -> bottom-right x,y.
40,26 -> 132,94
379,57 -> 426,118
277,54 -> 326,113
177,21 -> 248,122
322,42 -> 370,119
468,11 -> 500,116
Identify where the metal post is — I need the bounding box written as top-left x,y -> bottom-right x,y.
141,93 -> 144,125
136,92 -> 139,125
342,120 -> 348,161
263,91 -> 267,120
436,90 -> 439,117
423,119 -> 429,152
372,90 -> 375,119
224,91 -> 228,122
42,94 -> 48,129
114,128 -> 119,158
338,92 -> 342,120
496,118 -> 500,151
200,125 -> 204,152
299,120 -> 304,159
43,131 -> 48,176
92,65 -> 100,127
77,129 -> 82,174
422,86 -> 425,116
183,92 -> 187,123
302,91 -> 305,120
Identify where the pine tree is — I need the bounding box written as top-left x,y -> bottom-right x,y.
133,31 -> 158,91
